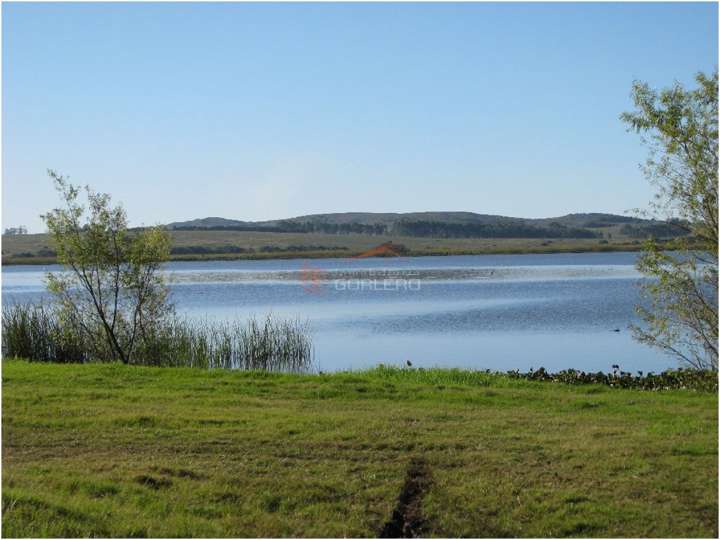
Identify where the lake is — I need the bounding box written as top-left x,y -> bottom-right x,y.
1,251 -> 676,373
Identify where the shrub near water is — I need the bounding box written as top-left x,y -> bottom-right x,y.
1,304 -> 313,372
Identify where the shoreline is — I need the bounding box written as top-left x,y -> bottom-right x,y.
2,358 -> 715,390
1,242 -> 646,266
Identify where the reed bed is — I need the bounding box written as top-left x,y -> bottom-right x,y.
1,303 -> 313,372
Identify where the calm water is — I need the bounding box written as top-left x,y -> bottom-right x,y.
1,252 -> 675,373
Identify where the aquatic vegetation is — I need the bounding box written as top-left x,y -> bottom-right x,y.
504,365 -> 717,392
365,364 -> 717,392
1,303 -> 87,364
1,303 -> 313,372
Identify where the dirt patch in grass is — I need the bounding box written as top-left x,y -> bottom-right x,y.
380,458 -> 432,538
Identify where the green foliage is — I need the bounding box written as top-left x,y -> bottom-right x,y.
621,71 -> 718,370
502,365 -> 717,392
365,364 -> 717,392
1,304 -> 86,363
41,171 -> 172,364
2,304 -> 313,371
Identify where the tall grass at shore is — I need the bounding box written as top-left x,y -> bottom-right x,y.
136,315 -> 313,370
1,304 -> 87,363
1,304 -> 313,371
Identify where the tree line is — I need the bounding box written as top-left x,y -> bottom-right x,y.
175,219 -> 601,239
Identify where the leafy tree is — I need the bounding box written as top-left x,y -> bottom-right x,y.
41,170 -> 172,364
621,71 -> 718,370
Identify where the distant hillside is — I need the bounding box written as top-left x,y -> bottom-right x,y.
167,212 -> 688,240
166,217 -> 255,229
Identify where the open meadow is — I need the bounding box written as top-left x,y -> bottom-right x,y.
2,361 -> 717,537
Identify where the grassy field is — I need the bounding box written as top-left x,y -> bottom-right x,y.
1,230 -> 645,265
2,360 -> 717,537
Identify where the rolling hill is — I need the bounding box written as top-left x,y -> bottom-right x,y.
3,212 -> 689,265
167,211 -> 686,240
169,211 -> 642,229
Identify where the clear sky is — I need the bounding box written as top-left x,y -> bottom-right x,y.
2,2 -> 717,232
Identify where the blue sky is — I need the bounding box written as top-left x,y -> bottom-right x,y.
2,2 -> 717,232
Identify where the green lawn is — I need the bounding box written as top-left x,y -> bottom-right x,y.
2,360 -> 717,537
